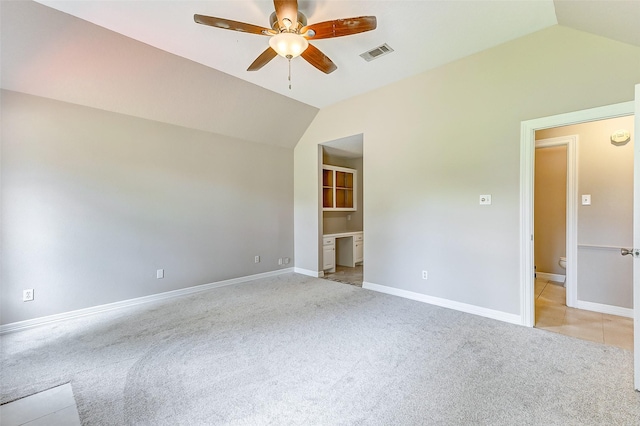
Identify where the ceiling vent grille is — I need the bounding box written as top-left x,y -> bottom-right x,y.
360,43 -> 394,62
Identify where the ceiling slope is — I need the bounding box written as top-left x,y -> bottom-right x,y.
554,0 -> 640,47
34,0 -> 559,108
1,1 -> 318,149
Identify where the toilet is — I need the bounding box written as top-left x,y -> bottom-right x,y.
559,256 -> 566,269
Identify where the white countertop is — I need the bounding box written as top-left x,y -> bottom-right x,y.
323,231 -> 363,238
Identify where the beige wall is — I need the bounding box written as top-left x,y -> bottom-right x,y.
536,115 -> 635,309
534,145 -> 567,276
2,90 -> 294,324
294,25 -> 640,317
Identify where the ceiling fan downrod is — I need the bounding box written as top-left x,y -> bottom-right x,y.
287,54 -> 293,90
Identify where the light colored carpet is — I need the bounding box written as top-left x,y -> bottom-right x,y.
1,273 -> 639,425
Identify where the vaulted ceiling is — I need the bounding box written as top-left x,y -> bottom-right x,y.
2,1 -> 638,149
34,1 -> 640,108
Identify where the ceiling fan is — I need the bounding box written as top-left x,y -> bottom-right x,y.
194,0 -> 377,75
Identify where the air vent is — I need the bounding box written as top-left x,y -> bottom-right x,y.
360,43 -> 394,62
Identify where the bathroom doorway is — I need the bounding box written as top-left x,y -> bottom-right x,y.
528,113 -> 635,350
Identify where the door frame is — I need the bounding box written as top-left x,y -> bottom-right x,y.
534,135 -> 578,308
520,101 -> 634,328
633,84 -> 639,391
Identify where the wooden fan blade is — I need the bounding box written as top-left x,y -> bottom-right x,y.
247,47 -> 278,71
301,44 -> 337,74
302,16 -> 377,39
273,0 -> 299,30
194,14 -> 273,36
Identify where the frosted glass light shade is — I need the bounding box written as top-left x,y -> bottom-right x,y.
269,33 -> 309,58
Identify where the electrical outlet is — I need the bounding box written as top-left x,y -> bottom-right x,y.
422,271 -> 428,280
278,258 -> 283,265
23,289 -> 34,302
255,256 -> 260,263
157,269 -> 164,279
284,257 -> 290,264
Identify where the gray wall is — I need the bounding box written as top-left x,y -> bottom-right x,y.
1,90 -> 294,325
294,25 -> 640,317
537,115 -> 635,309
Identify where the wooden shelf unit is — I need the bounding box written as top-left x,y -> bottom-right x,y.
322,165 -> 357,211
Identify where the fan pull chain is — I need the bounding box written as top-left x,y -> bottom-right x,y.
287,55 -> 292,90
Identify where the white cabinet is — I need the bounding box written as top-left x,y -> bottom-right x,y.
322,232 -> 363,271
354,234 -> 364,264
322,165 -> 357,211
322,237 -> 335,271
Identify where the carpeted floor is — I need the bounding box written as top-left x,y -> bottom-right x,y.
1,273 -> 639,425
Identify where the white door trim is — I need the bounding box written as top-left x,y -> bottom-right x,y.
534,136 -> 578,308
520,101 -> 634,328
633,84 -> 639,391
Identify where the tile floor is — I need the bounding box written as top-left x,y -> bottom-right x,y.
0,383 -> 81,426
535,278 -> 634,350
322,264 -> 363,287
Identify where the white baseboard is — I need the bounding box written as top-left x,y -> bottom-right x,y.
0,268 -> 294,335
536,272 -> 566,284
574,300 -> 633,318
362,281 -> 522,326
293,267 -> 322,277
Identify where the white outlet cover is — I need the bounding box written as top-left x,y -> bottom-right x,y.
479,195 -> 492,205
23,289 -> 34,301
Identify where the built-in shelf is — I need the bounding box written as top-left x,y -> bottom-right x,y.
322,165 -> 356,211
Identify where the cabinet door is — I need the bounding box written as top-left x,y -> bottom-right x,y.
355,241 -> 364,263
323,245 -> 335,270
322,169 -> 334,209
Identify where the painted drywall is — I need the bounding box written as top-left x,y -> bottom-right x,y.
534,145 -> 567,276
294,25 -> 640,317
536,115 -> 635,309
322,153 -> 364,235
1,90 -> 294,325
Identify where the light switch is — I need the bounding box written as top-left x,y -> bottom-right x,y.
581,194 -> 591,205
479,195 -> 492,205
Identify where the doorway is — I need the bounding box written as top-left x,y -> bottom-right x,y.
520,101 -> 634,326
319,134 -> 364,287
532,118 -> 634,349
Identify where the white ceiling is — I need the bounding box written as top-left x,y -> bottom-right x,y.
322,134 -> 364,159
4,1 -> 638,149
32,1 -> 640,109
1,1 -> 320,148
33,1 -> 640,109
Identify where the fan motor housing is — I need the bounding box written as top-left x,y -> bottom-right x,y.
269,11 -> 307,32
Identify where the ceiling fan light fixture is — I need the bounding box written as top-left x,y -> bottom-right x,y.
269,32 -> 309,58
